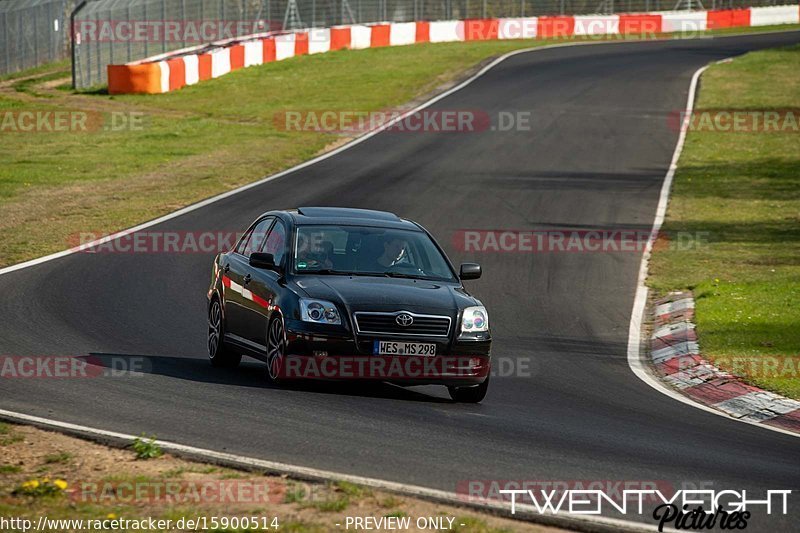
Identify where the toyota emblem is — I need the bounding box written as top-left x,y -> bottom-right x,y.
396,313 -> 414,327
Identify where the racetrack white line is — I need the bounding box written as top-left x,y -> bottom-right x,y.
2,30 -> 797,278
624,61 -> 800,440
1,31 -> 798,532
0,41 -> 580,277
0,37 -> 701,533
0,408 -> 656,532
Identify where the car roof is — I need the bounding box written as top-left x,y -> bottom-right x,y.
285,207 -> 422,231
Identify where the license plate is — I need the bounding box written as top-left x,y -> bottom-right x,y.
373,340 -> 436,356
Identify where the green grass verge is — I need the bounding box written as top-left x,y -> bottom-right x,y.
0,59 -> 70,82
0,39 -> 556,266
648,44 -> 800,399
1,25 -> 798,268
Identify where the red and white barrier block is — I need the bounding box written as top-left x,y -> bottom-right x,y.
107,5 -> 800,94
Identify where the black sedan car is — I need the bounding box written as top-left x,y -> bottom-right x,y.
207,207 -> 491,402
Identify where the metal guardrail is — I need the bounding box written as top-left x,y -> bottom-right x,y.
38,0 -> 796,88
0,0 -> 72,76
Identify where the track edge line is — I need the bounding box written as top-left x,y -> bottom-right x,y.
3,29 -> 799,277
0,408 -> 656,533
624,61 -> 800,440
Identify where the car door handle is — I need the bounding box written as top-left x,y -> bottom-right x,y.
243,274 -> 252,284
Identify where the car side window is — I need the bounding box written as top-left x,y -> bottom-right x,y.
234,227 -> 251,255
238,217 -> 274,258
262,220 -> 287,265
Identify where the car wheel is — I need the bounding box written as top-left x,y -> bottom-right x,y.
447,373 -> 490,403
208,299 -> 241,368
266,315 -> 286,382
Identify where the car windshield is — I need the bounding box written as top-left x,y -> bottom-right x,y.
293,225 -> 456,281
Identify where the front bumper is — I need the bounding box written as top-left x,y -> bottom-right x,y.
283,319 -> 491,386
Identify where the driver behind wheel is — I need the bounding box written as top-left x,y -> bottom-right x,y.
365,233 -> 408,272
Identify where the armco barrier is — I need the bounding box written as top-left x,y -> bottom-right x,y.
107,5 -> 800,95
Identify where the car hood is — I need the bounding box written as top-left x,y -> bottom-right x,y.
292,275 -> 477,313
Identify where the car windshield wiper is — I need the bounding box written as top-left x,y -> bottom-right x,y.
381,271 -> 426,279
302,269 -> 357,276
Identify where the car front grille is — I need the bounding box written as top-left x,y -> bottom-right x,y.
354,312 -> 452,337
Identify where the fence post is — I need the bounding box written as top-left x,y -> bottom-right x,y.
31,7 -> 40,67
48,2 -> 54,62
18,11 -> 23,71
70,1 -> 88,89
143,0 -> 148,58
162,0 -> 167,53
127,5 -> 132,62
108,8 -> 114,66
95,11 -> 101,86
181,0 -> 186,47
2,12 -> 9,75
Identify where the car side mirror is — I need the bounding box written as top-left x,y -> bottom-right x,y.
460,263 -> 481,280
250,252 -> 280,272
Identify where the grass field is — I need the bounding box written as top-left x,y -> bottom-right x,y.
0,40 -> 551,267
648,44 -> 800,399
1,25 -> 798,268
0,423 -> 546,533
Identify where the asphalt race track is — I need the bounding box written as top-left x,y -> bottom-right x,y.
2,32 -> 799,530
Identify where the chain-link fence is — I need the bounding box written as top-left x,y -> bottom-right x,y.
70,0 -> 792,88
0,0 -> 72,76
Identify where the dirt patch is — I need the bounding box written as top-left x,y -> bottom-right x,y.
0,422 -> 565,532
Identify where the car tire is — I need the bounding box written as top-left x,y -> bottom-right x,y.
266,315 -> 287,383
208,298 -> 241,368
447,373 -> 489,403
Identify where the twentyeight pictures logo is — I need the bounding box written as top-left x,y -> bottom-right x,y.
496,487 -> 791,531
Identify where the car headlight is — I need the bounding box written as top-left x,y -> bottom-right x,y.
461,306 -> 489,333
300,299 -> 342,325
